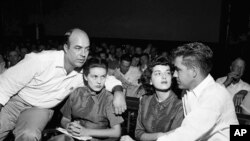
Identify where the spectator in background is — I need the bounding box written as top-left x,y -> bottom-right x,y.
135,46 -> 142,55
157,42 -> 238,141
0,54 -> 6,74
7,50 -> 21,68
131,54 -> 141,67
216,57 -> 250,113
109,54 -> 142,97
216,57 -> 250,99
20,47 -> 29,59
99,51 -> 108,60
139,53 -> 150,72
0,28 -> 126,141
48,58 -> 123,141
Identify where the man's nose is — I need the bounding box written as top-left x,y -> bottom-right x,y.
173,71 -> 177,77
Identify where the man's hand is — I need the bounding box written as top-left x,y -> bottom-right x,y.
66,121 -> 90,137
233,90 -> 248,106
113,91 -> 127,115
224,71 -> 240,87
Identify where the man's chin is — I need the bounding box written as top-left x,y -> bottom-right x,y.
76,63 -> 85,68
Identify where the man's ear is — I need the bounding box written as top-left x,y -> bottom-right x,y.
191,66 -> 198,78
150,79 -> 152,85
63,44 -> 68,53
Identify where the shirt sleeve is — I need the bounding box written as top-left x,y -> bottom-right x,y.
0,53 -> 43,105
105,75 -> 122,92
105,95 -> 124,127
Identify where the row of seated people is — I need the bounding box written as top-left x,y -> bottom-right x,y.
0,28 -> 249,141
8,53 -> 249,141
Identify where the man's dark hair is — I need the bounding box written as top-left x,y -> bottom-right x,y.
171,42 -> 213,76
63,29 -> 74,46
120,54 -> 132,63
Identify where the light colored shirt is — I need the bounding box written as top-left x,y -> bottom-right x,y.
109,66 -> 142,97
0,50 -> 121,108
216,76 -> 250,98
157,74 -> 239,141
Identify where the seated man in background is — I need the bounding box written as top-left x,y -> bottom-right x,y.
7,49 -> 21,68
216,57 -> 250,112
0,28 -> 126,141
49,58 -> 123,141
109,54 -> 142,97
0,54 -> 6,74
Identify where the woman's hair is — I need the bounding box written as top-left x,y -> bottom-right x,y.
83,57 -> 108,76
139,56 -> 174,94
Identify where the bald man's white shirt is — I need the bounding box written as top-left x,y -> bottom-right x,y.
216,76 -> 250,98
0,50 -> 121,108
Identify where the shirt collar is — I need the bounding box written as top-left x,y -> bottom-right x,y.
187,74 -> 215,98
153,90 -> 177,108
56,51 -> 83,74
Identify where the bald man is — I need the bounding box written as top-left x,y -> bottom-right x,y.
216,57 -> 250,99
0,28 -> 126,141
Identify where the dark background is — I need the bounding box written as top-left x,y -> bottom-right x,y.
0,0 -> 250,81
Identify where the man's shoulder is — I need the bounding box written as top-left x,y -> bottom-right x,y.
27,50 -> 63,62
129,66 -> 141,73
202,81 -> 230,99
216,76 -> 227,83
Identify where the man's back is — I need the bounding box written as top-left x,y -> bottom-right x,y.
0,50 -> 83,108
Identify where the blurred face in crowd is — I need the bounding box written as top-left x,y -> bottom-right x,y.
64,29 -> 90,70
115,47 -> 123,58
100,52 -> 107,60
8,50 -> 20,66
0,54 -> 5,69
131,56 -> 140,67
135,47 -> 142,55
173,56 -> 194,90
84,67 -> 107,92
151,65 -> 172,91
140,55 -> 149,65
120,60 -> 131,74
20,47 -> 28,58
230,58 -> 245,81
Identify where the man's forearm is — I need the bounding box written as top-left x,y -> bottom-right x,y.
112,85 -> 124,94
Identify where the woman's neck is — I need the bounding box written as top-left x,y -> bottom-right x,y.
155,90 -> 171,102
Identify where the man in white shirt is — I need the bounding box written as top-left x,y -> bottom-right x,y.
0,28 -> 126,141
109,54 -> 142,97
157,42 -> 239,141
216,58 -> 250,112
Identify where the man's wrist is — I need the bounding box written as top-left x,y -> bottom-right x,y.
112,85 -> 124,94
